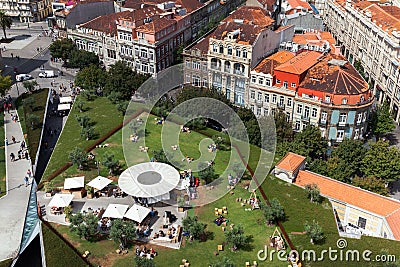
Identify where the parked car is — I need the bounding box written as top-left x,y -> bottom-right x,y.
15,74 -> 32,82
38,70 -> 55,78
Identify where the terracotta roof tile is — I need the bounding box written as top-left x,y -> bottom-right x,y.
253,51 -> 295,74
293,31 -> 336,52
80,11 -> 131,35
211,21 -> 267,45
300,53 -> 368,95
275,152 -> 306,172
286,0 -> 312,10
274,50 -> 322,74
124,0 -> 204,13
136,16 -> 176,33
223,6 -> 274,27
295,170 -> 400,240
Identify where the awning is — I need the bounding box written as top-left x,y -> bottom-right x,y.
102,204 -> 129,219
58,104 -> 71,111
59,96 -> 72,103
87,176 -> 112,191
124,204 -> 151,223
48,193 -> 74,207
64,176 -> 84,190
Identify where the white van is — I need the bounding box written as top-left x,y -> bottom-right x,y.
38,70 -> 55,78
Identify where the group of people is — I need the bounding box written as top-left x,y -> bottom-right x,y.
228,173 -> 239,186
182,156 -> 194,163
130,134 -> 139,142
181,126 -> 191,133
2,95 -> 12,113
208,143 -> 217,152
9,139 -> 29,162
153,226 -> 177,240
137,224 -> 151,237
135,246 -> 157,259
98,217 -> 112,231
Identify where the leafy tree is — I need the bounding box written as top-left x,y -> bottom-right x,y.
198,162 -> 218,184
185,118 -> 206,130
134,256 -> 155,267
23,97 -> 35,111
307,159 -> 328,176
212,133 -> 230,150
225,225 -> 250,250
80,125 -> 95,140
49,38 -> 76,61
26,114 -> 40,129
117,101 -> 129,115
211,256 -> 236,267
109,219 -> 137,249
107,91 -> 125,104
102,152 -> 120,175
326,156 -> 354,183
182,216 -> 206,240
304,220 -> 324,244
0,74 -> 12,96
291,125 -> 328,162
152,149 -> 170,164
352,176 -> 389,196
68,147 -> 88,169
0,11 -> 12,39
236,107 -> 261,146
152,95 -> 174,117
75,99 -> 85,112
331,139 -> 366,178
75,64 -> 107,92
304,183 -> 320,203
274,110 -> 293,143
76,114 -> 90,128
22,80 -> 38,93
80,90 -> 94,101
70,213 -> 98,241
174,44 -> 184,64
261,198 -> 285,224
104,61 -> 149,100
68,49 -> 99,69
370,102 -> 395,138
361,140 -> 400,183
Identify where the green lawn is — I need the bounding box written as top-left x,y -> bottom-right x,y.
42,223 -> 88,267
16,89 -> 49,164
41,96 -> 124,185
0,116 -> 6,197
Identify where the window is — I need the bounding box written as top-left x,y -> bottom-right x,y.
279,96 -> 284,107
339,113 -> 347,125
256,107 -> 261,116
243,49 -> 247,58
357,217 -> 367,229
311,108 -> 317,117
227,46 -> 232,55
291,82 -> 296,88
251,76 -> 256,83
236,48 -> 241,57
295,121 -> 300,130
342,98 -> 348,104
186,75 -> 190,83
250,90 -> 255,99
287,98 -> 292,107
325,95 -> 331,103
362,112 -> 367,122
354,129 -> 359,139
264,94 -> 270,103
276,79 -> 281,84
272,94 -> 277,103
219,44 -> 224,53
283,81 -> 288,88
264,107 -> 269,115
266,79 -> 271,86
304,106 -> 310,118
250,105 -> 254,112
357,113 -> 362,124
257,92 -> 262,101
192,75 -> 200,87
212,43 -> 218,52
337,130 -> 345,141
297,104 -> 303,114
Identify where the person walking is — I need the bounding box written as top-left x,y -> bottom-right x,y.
27,169 -> 32,178
11,136 -> 16,143
20,140 -> 25,150
10,153 -> 15,162
24,176 -> 29,187
5,138 -> 8,146
24,151 -> 29,160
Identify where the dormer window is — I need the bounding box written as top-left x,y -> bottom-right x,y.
236,48 -> 241,57
212,43 -> 218,53
342,98 -> 348,104
243,49 -> 247,58
360,95 -> 365,102
219,44 -> 223,53
227,46 -> 232,56
325,95 -> 331,103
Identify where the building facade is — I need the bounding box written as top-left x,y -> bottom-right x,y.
0,0 -> 51,22
323,0 -> 400,123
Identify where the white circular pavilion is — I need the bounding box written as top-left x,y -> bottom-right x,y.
118,162 -> 180,203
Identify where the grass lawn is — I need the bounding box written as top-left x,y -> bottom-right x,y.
41,96 -> 124,185
0,116 -> 5,197
42,223 -> 88,267
16,89 -> 49,164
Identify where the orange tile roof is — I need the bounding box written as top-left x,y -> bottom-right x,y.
295,170 -> 400,240
268,50 -> 295,63
223,6 -> 274,27
274,50 -> 322,75
286,0 -> 312,10
253,51 -> 295,74
275,152 -> 306,172
80,11 -> 131,35
136,16 -> 176,33
293,31 -> 336,50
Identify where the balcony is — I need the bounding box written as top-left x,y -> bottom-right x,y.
277,103 -> 285,109
210,64 -> 221,71
256,100 -> 263,107
337,122 -> 349,128
224,67 -> 231,73
301,115 -> 310,122
319,119 -> 327,126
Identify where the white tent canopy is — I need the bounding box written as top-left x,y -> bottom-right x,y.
59,96 -> 72,103
124,204 -> 151,223
87,176 -> 112,191
118,162 -> 180,199
58,104 -> 71,111
64,176 -> 84,190
48,193 -> 74,207
102,204 -> 129,219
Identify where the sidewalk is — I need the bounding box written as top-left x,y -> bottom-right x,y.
0,109 -> 32,260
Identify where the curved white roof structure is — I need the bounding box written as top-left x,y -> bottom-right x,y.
118,162 -> 180,198
87,176 -> 112,190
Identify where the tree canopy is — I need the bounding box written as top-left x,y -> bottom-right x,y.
75,64 -> 107,92
261,198 -> 285,224
182,216 -> 206,240
352,176 -> 389,196
68,50 -> 100,69
0,73 -> 12,96
224,225 -> 250,250
0,11 -> 12,39
291,125 -> 328,162
304,220 -> 324,244
370,102 -> 395,138
109,219 -> 137,249
49,38 -> 76,61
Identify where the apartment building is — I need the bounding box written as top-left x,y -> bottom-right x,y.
207,6 -> 294,105
323,0 -> 400,123
0,0 -> 51,22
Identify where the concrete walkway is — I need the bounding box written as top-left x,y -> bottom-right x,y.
0,109 -> 32,260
